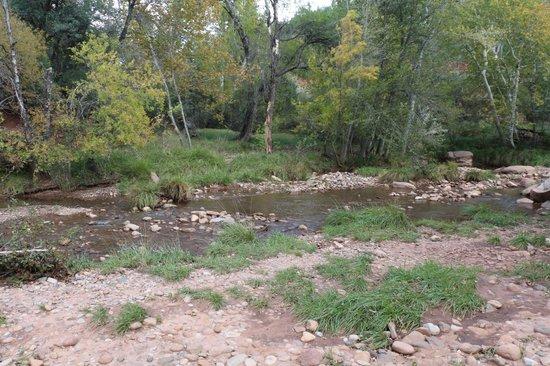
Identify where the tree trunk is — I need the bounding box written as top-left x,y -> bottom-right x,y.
263,0 -> 279,154
148,42 -> 186,147
44,67 -> 53,139
1,0 -> 33,143
481,48 -> 504,141
119,0 -> 137,43
238,81 -> 259,142
507,61 -> 521,148
171,75 -> 192,147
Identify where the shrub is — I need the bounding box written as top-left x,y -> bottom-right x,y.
0,250 -> 67,282
120,180 -> 160,209
160,176 -> 190,203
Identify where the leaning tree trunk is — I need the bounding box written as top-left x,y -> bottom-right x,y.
481,48 -> 504,142
171,75 -> 192,147
119,0 -> 137,43
148,42 -> 186,147
1,0 -> 33,143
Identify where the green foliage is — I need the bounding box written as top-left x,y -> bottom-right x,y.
510,233 -> 547,250
272,262 -> 482,348
0,313 -> 6,326
509,261 -> 550,283
323,206 -> 418,242
66,255 -> 95,274
115,303 -> 147,334
0,250 -> 67,282
461,204 -> 527,227
316,255 -> 372,291
179,287 -> 225,310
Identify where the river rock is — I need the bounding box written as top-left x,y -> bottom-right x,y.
447,151 -> 473,167
401,330 -> 428,348
150,171 -> 160,183
61,336 -> 80,347
459,343 -> 482,354
391,182 -> 416,190
28,358 -> 44,366
496,343 -> 521,360
520,177 -> 537,187
150,224 -> 161,232
517,198 -> 534,207
530,178 -> 550,203
391,341 -> 415,355
98,353 -> 114,364
305,319 -> 319,332
124,223 -> 140,231
227,354 -> 247,366
495,165 -> 536,175
534,323 -> 550,336
298,349 -> 324,366
301,331 -> 316,342
388,322 -> 398,339
522,185 -> 537,196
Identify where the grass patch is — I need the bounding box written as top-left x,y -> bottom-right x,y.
355,166 -> 388,177
378,163 -> 460,183
246,278 -> 266,288
510,233 -> 547,250
179,287 -> 225,310
115,303 -> 147,334
461,204 -> 526,227
488,235 -> 502,245
0,313 -> 6,326
316,255 -> 372,291
227,286 -> 269,309
66,255 -> 95,274
508,261 -> 550,283
198,224 -> 315,273
91,306 -> 109,327
415,218 -> 480,237
272,261 -> 482,348
323,206 -> 418,242
99,246 -> 194,280
464,169 -> 496,182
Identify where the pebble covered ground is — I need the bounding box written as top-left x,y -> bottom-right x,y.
1,227 -> 549,366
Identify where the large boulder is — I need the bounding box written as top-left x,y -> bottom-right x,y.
447,151 -> 473,167
530,178 -> 550,203
495,165 -> 536,175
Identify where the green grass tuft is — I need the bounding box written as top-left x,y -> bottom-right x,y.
355,166 -> 388,177
0,313 -> 6,326
316,255 -> 372,291
179,287 -> 225,310
272,261 -> 483,348
487,235 -> 502,245
508,261 -> 550,283
227,286 -> 269,309
464,169 -> 496,182
91,306 -> 109,327
323,206 -> 418,242
510,233 -> 547,249
115,303 -> 147,334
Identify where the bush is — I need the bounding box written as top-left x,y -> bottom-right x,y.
120,180 -> 160,209
160,176 -> 190,203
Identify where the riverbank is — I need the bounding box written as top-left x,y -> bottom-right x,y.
1,221 -> 548,365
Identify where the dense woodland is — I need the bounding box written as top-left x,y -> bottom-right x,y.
0,0 -> 549,196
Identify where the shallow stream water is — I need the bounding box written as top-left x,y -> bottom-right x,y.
0,186 -> 527,256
